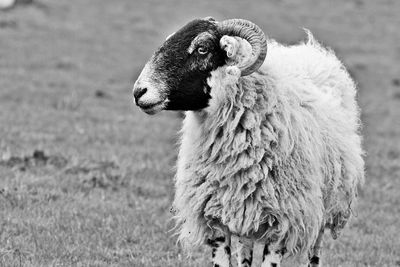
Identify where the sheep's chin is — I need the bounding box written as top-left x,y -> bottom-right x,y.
140,101 -> 166,115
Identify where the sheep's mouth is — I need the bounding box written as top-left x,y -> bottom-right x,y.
140,100 -> 167,115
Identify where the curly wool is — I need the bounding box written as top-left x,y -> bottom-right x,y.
173,33 -> 364,258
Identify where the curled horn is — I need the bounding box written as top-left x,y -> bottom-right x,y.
218,19 -> 267,76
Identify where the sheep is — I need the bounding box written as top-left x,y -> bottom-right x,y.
132,17 -> 364,267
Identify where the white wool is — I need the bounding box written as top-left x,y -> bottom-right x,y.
173,32 -> 364,260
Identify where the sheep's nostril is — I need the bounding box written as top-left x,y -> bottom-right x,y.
133,87 -> 148,104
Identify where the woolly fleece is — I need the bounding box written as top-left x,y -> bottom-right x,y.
173,33 -> 364,259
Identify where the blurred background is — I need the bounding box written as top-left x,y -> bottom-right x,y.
0,0 -> 399,266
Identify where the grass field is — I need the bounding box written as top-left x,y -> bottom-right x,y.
0,0 -> 399,266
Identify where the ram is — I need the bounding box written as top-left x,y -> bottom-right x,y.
133,17 -> 364,267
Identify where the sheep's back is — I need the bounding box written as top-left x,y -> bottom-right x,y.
259,34 -> 364,235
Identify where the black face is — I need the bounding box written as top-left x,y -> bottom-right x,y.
152,19 -> 227,110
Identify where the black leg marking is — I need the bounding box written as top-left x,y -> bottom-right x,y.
262,244 -> 282,267
208,235 -> 231,267
242,259 -> 252,265
208,238 -> 222,248
310,256 -> 320,265
263,243 -> 270,261
214,236 -> 226,242
277,248 -> 287,256
224,246 -> 231,255
309,227 -> 324,266
237,237 -> 253,267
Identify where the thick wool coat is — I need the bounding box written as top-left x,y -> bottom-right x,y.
173,33 -> 364,258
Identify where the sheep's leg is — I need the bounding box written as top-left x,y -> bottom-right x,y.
261,243 -> 284,267
207,234 -> 231,267
237,237 -> 253,267
309,228 -> 324,267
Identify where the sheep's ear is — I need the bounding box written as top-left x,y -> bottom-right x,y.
220,36 -> 240,59
220,36 -> 253,69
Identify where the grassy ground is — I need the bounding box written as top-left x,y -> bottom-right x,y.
0,0 -> 399,266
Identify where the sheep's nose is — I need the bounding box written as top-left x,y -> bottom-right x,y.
133,87 -> 147,104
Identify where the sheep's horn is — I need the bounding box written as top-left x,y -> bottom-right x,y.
218,19 -> 267,76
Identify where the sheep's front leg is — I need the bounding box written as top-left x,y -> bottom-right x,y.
237,237 -> 253,267
207,234 -> 231,267
261,244 -> 284,267
309,228 -> 324,267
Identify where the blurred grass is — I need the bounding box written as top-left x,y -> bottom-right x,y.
0,0 -> 399,266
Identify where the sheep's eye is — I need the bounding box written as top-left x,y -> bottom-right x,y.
197,46 -> 208,55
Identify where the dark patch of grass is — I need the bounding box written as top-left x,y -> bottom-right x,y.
392,78 -> 400,87
0,19 -> 17,28
0,150 -> 68,171
95,90 -> 110,99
